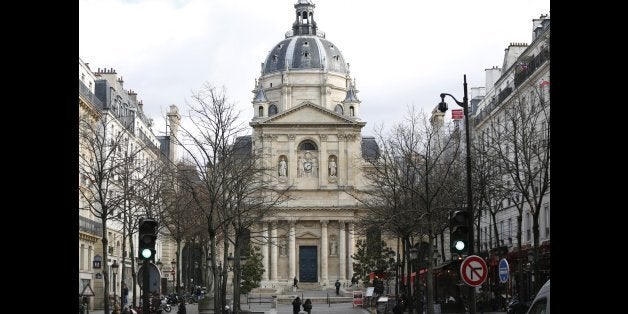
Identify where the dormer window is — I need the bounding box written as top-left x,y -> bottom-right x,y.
335,104 -> 344,115
269,104 -> 278,116
303,41 -> 309,46
303,52 -> 309,58
272,55 -> 278,62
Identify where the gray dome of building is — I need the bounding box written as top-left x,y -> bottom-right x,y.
262,36 -> 347,75
261,0 -> 347,75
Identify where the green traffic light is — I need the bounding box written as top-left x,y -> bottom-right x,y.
454,240 -> 466,252
141,248 -> 153,259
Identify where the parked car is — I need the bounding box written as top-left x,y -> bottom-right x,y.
526,279 -> 550,314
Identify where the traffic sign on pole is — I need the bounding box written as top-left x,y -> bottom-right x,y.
498,258 -> 509,283
460,255 -> 488,287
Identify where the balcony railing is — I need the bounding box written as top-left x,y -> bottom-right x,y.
514,48 -> 549,88
79,80 -> 104,110
473,48 -> 549,127
79,215 -> 103,236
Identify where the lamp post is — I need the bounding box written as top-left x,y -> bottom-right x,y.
433,250 -> 441,305
111,260 -> 119,313
438,74 -> 476,314
526,250 -> 534,302
171,259 -> 177,294
387,250 -> 398,297
408,246 -> 418,314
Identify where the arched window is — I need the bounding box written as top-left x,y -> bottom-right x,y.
298,140 -> 317,151
269,104 -> 278,116
350,106 -> 355,116
258,106 -> 264,117
335,104 -> 344,115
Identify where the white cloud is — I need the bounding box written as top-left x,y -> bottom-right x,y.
80,0 -> 550,137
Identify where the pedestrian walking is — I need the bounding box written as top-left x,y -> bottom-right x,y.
293,276 -> 299,289
335,279 -> 341,296
292,296 -> 302,314
303,298 -> 312,314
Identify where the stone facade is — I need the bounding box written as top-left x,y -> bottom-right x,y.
248,1 -> 373,287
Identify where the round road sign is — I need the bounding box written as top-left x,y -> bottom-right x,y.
460,255 -> 488,287
498,258 -> 509,283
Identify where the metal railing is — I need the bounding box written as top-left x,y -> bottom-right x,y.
79,215 -> 102,236
79,80 -> 104,110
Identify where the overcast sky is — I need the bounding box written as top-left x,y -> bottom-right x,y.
79,0 -> 550,138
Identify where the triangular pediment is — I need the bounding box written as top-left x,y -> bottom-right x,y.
297,231 -> 320,239
258,102 -> 361,125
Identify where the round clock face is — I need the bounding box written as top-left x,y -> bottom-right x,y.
304,162 -> 312,171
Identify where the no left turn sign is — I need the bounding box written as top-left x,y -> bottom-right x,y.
460,255 -> 488,287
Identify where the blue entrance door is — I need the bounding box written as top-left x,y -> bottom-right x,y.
299,246 -> 317,282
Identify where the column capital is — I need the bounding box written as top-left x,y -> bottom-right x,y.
320,220 -> 329,226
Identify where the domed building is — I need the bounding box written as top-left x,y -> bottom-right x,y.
246,0 -> 378,287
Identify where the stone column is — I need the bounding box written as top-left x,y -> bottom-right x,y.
338,134 -> 346,186
320,220 -> 329,285
338,221 -> 346,280
319,135 -> 327,185
347,222 -> 355,280
261,222 -> 269,281
271,221 -> 278,280
288,134 -> 296,183
289,220 -> 296,280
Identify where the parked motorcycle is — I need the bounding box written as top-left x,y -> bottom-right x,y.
165,294 -> 180,306
507,297 -> 529,314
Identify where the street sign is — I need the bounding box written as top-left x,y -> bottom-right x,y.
137,262 -> 162,294
460,255 -> 488,287
93,255 -> 102,269
498,258 -> 509,283
452,109 -> 464,120
80,283 -> 95,297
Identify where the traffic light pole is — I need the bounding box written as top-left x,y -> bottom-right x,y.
440,75 -> 476,314
142,259 -> 150,313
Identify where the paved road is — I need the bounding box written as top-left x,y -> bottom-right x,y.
88,302 -> 370,314
88,304 -> 507,314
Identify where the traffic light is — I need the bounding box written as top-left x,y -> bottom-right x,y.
138,218 -> 158,261
449,210 -> 469,256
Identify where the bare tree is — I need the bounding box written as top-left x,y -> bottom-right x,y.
472,130 -> 512,251
490,84 -> 550,295
351,107 -> 462,314
174,84 -> 288,310
79,112 -> 132,314
161,160 -> 202,295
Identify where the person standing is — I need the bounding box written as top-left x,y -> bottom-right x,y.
292,296 -> 302,314
293,276 -> 299,289
335,279 -> 341,296
303,298 -> 312,314
122,282 -> 129,306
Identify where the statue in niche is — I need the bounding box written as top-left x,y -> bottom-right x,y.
311,156 -> 318,177
328,156 -> 337,177
280,239 -> 287,256
297,155 -> 305,177
329,235 -> 337,256
279,157 -> 287,177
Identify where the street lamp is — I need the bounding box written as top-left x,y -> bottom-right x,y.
438,74 -> 477,314
433,250 -> 441,304
387,250 -> 398,297
111,260 -> 119,313
526,250 -> 534,301
171,259 -> 177,294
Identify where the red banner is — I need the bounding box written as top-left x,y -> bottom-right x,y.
452,109 -> 463,120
